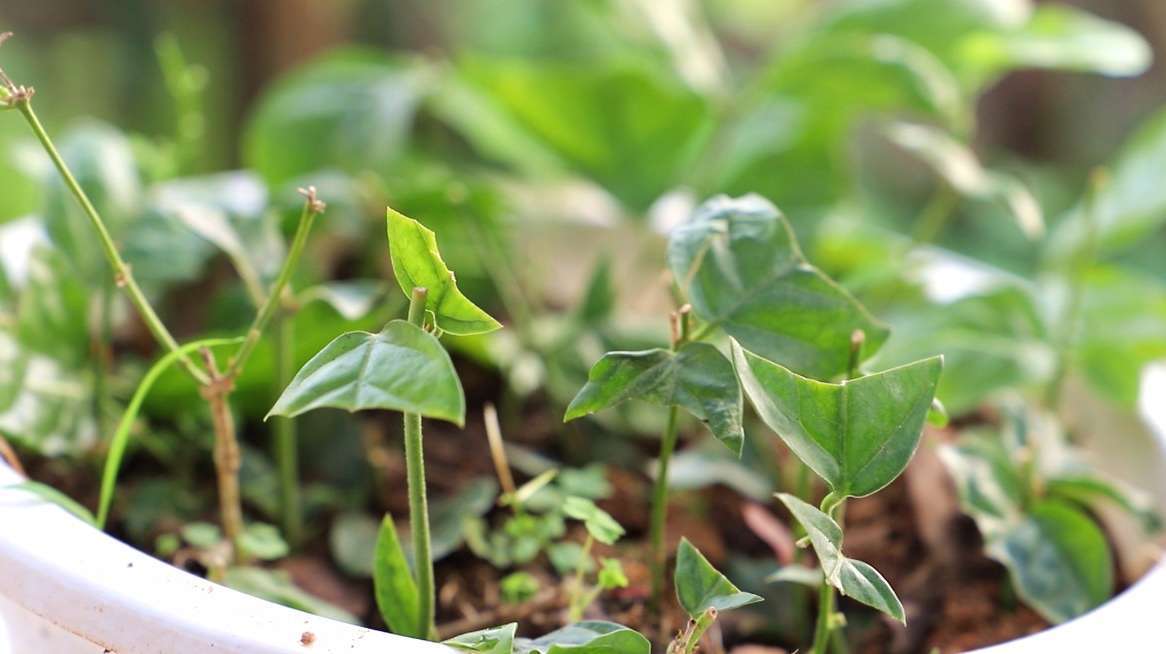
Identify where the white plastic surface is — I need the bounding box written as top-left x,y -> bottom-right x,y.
0,462 -> 449,654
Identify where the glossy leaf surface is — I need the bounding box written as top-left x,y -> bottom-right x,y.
446,623 -> 517,654
736,346 -> 942,497
777,494 -> 905,623
564,343 -> 744,455
387,208 -> 501,336
669,195 -> 888,380
674,537 -> 762,618
267,320 -> 465,425
514,621 -> 650,654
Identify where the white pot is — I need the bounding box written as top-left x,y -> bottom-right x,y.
3,366 -> 1164,653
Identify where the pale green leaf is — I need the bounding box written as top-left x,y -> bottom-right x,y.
766,564 -> 823,588
374,514 -> 423,638
886,122 -> 1043,237
736,346 -> 942,497
386,208 -> 501,336
267,320 -> 465,425
515,621 -> 650,654
238,523 -> 289,561
298,280 -> 387,321
674,538 -> 762,618
6,481 -> 97,526
776,494 -> 905,623
564,343 -> 744,455
446,623 -> 518,654
669,195 -> 889,380
223,566 -> 357,624
562,497 -> 624,545
986,500 -> 1113,624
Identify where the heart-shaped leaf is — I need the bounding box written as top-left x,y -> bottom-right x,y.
776,494 -> 905,623
563,343 -> 744,455
387,208 -> 501,336
985,500 -> 1113,624
267,320 -> 465,425
446,623 -> 517,654
515,621 -> 650,654
374,514 -> 423,638
669,195 -> 889,380
735,345 -> 942,497
674,538 -> 762,618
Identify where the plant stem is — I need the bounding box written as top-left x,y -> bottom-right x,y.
227,190 -> 324,379
650,405 -> 681,611
811,579 -> 836,654
912,184 -> 958,245
1046,169 -> 1104,410
199,349 -> 245,555
273,310 -> 302,545
568,534 -> 595,622
676,608 -> 718,654
404,286 -> 435,639
16,100 -> 208,385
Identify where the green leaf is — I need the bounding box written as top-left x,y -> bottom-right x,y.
97,337 -> 242,528
597,558 -> 629,591
501,572 -> 541,604
776,494 -> 905,623
938,436 -> 1026,536
564,343 -> 745,455
446,623 -> 518,654
674,538 -> 762,618
1077,267 -> 1166,407
735,345 -> 942,498
243,49 -> 431,184
374,514 -> 423,638
562,497 -> 624,545
453,58 -> 713,212
885,122 -> 1043,238
766,564 -> 823,588
329,512 -> 381,577
298,280 -> 387,321
267,320 -> 465,425
515,621 -> 650,654
1047,107 -> 1166,262
223,566 -> 357,624
986,500 -> 1113,624
1046,475 -> 1161,533
958,5 -> 1151,83
386,208 -> 501,336
669,195 -> 889,380
181,522 -> 223,548
238,522 -> 290,561
5,481 -> 97,526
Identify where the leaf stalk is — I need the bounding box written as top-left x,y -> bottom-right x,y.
404,286 -> 436,639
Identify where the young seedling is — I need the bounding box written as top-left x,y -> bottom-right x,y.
736,344 -> 942,653
268,208 -> 501,639
940,405 -> 1159,624
566,194 -> 894,609
669,538 -> 763,654
441,540 -> 758,654
561,496 -> 628,622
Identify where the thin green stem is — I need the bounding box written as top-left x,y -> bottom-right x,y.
810,581 -> 836,654
679,608 -> 718,654
16,100 -> 208,385
404,286 -> 435,639
650,405 -> 681,611
227,190 -> 323,380
568,534 -> 595,622
912,184 -> 958,245
273,310 -> 302,545
1046,169 -> 1104,410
